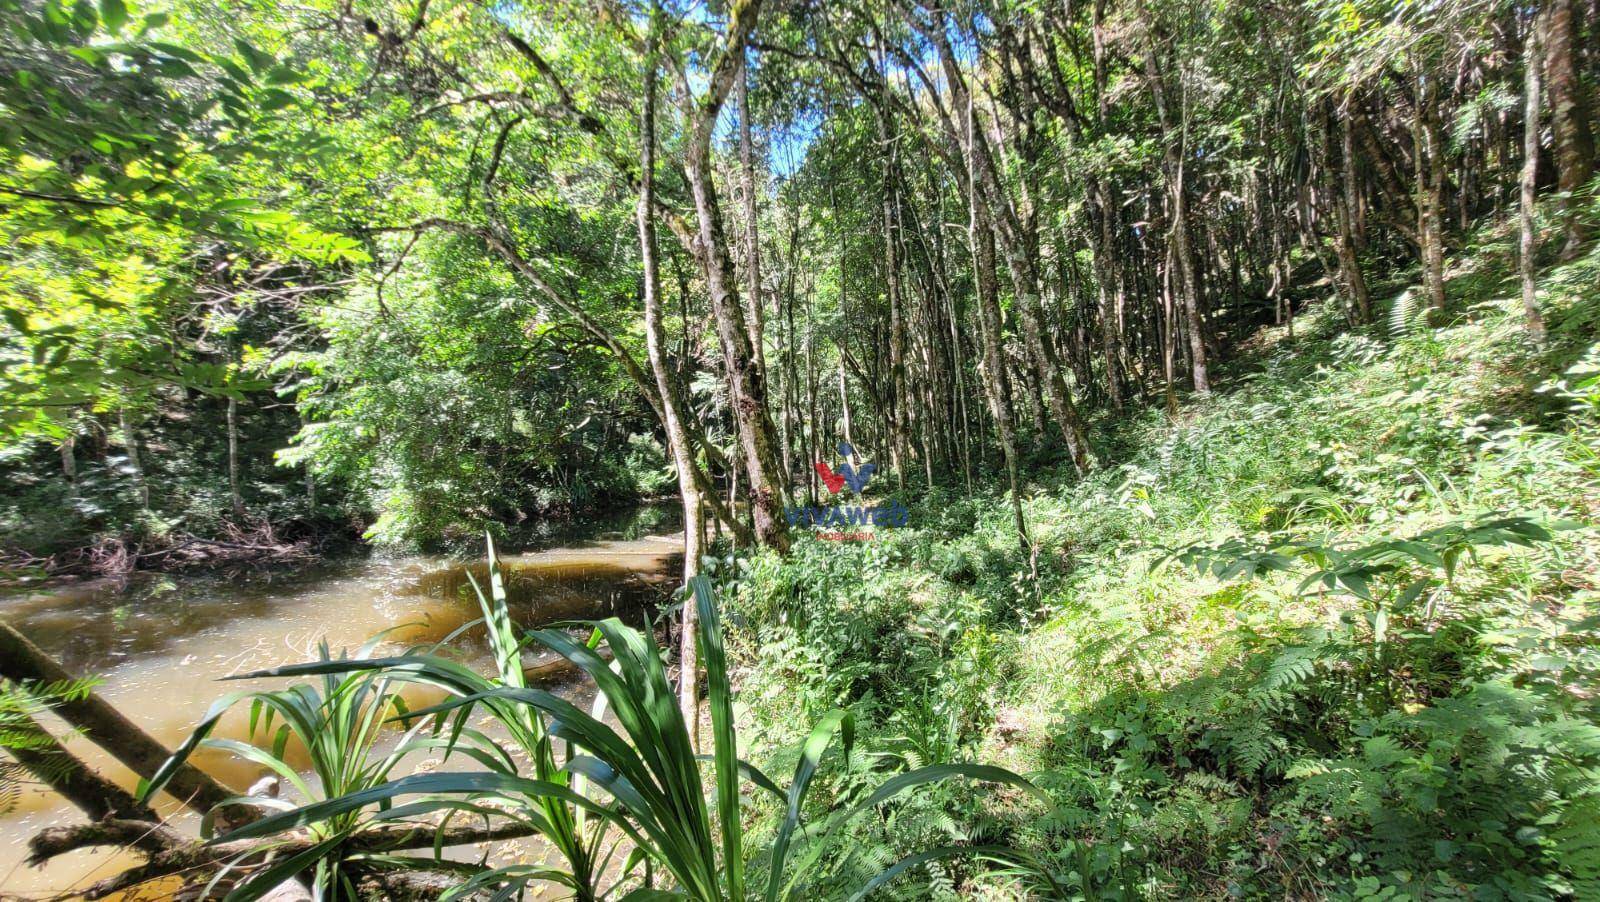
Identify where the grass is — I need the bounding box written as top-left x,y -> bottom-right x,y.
726,219 -> 1600,899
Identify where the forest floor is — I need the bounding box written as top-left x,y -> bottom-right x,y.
724,219 -> 1600,898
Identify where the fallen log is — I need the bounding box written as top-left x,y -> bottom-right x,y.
5,701 -> 154,823
0,620 -> 236,814
25,817 -> 186,867
522,645 -> 613,686
30,817 -> 542,866
7,623 -> 527,899
28,816 -> 539,899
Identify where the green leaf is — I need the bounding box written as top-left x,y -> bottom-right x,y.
768,708 -> 853,902
3,308 -> 31,335
224,834 -> 348,902
211,772 -> 621,845
265,64 -> 306,85
148,41 -> 204,62
234,38 -> 274,74
98,0 -> 126,34
691,574 -> 744,901
847,845 -> 1018,902
259,88 -> 296,111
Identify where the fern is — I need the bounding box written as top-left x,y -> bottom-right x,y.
1552,796 -> 1600,897
1387,287 -> 1427,338
1221,719 -> 1278,777
0,678 -> 98,814
1256,644 -> 1323,695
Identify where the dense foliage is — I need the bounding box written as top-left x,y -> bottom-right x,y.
4,0 -> 1600,897
729,234 -> 1600,897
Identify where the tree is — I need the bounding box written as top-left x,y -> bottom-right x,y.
1521,7 -> 1548,342
1541,0 -> 1596,256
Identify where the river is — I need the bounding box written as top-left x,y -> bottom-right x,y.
0,507 -> 683,898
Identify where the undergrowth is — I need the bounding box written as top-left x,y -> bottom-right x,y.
726,221 -> 1600,899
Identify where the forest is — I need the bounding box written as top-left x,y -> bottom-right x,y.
2,0 -> 1600,898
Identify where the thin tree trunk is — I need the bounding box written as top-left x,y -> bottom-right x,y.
1159,247 -> 1180,413
1136,4 -> 1210,393
1413,66 -> 1449,313
908,8 -> 1094,471
1092,180 -> 1125,411
971,119 -> 1093,470
227,395 -> 245,521
301,415 -> 316,508
880,116 -> 912,490
59,432 -> 75,482
1329,104 -> 1373,323
837,357 -> 854,452
118,403 -> 149,510
804,282 -> 820,505
738,69 -> 768,378
677,6 -> 787,552
1521,16 -> 1548,342
969,186 -> 1031,554
636,20 -> 705,736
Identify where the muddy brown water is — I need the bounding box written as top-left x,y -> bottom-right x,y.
0,517 -> 683,899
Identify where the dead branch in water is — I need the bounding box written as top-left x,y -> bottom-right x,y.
0,621 -> 236,814
27,817 -> 532,899
1,518 -> 326,584
2,701 -> 155,823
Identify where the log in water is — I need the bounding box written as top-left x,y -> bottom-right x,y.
0,514 -> 681,898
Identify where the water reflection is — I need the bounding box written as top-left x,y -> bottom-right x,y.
0,509 -> 682,897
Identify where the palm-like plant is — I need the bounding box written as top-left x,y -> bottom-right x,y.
148,538 -> 620,900
150,541 -> 1060,899
494,575 -> 1057,900
140,632 -> 441,900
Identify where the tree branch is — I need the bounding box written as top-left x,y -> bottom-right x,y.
0,622 -> 235,815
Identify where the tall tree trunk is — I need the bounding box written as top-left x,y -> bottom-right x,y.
804,284 -> 820,505
1542,0 -> 1596,256
1091,0 -> 1126,412
737,70 -> 768,377
637,20 -> 706,736
837,357 -> 854,452
906,5 -> 1094,471
880,117 -> 912,490
301,414 -> 316,508
1159,245 -> 1180,412
1092,179 -> 1125,411
1413,66 -> 1449,313
59,432 -> 75,482
969,187 -> 1031,553
1136,4 -> 1210,392
833,183 -> 856,456
1168,160 -> 1208,391
1328,104 -> 1373,323
677,0 -> 787,552
1521,16 -> 1548,342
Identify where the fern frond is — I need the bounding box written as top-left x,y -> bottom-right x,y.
1388,288 -> 1427,339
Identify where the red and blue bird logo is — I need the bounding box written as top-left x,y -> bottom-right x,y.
814,443 -> 875,495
